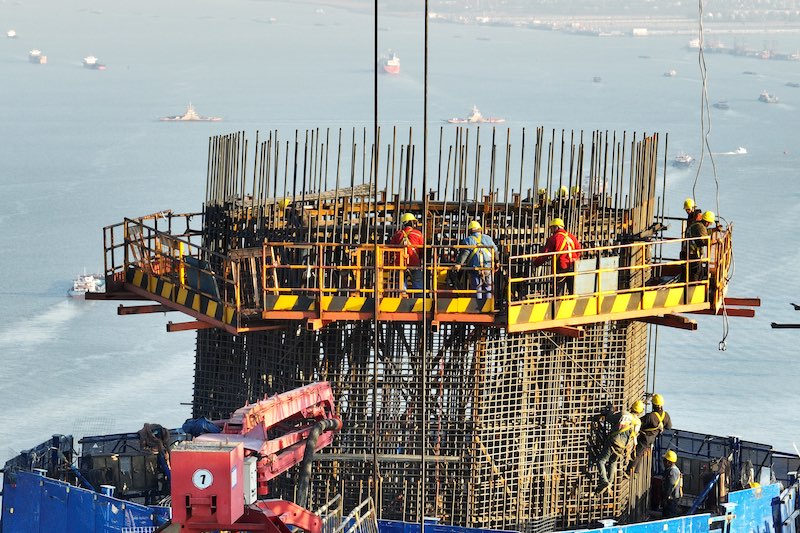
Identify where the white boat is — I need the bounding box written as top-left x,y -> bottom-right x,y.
160,103 -> 222,122
7,29 -> 17,39
28,49 -> 47,64
446,105 -> 505,124
672,152 -> 694,167
82,56 -> 107,70
735,146 -> 747,154
663,69 -> 677,77
67,273 -> 106,298
758,90 -> 779,104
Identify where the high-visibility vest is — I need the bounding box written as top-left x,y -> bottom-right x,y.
556,230 -> 579,263
642,411 -> 666,435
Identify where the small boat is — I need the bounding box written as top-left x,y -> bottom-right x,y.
82,56 -> 106,70
743,70 -> 758,75
160,103 -> 222,122
446,105 -> 505,124
785,81 -> 800,88
28,49 -> 47,64
382,51 -> 400,74
712,100 -> 730,110
67,273 -> 106,298
663,69 -> 677,77
7,29 -> 17,39
592,76 -> 602,83
672,152 -> 694,167
758,90 -> 779,104
735,146 -> 747,154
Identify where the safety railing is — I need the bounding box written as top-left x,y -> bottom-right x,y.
103,215 -> 730,330
506,234 -> 713,316
256,242 -> 498,310
102,214 -> 239,320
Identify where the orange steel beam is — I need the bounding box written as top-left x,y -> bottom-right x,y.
724,297 -> 761,307
167,321 -> 216,332
117,304 -> 174,315
636,315 -> 698,330
692,307 -> 756,318
544,326 -> 584,338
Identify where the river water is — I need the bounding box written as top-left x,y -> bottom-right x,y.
0,0 -> 798,465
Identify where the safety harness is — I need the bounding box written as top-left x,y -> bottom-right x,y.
466,233 -> 492,267
642,410 -> 666,435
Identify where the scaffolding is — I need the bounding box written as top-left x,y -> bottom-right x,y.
96,126 -> 755,531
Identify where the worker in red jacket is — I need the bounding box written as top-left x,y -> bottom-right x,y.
390,213 -> 424,290
533,218 -> 581,295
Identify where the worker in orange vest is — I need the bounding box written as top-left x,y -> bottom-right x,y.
533,218 -> 581,295
390,213 -> 424,290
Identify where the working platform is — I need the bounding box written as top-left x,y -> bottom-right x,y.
94,213 -> 751,335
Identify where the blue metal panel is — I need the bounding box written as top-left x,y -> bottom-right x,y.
728,484 -> 780,533
1,471 -> 166,532
559,514 -> 710,533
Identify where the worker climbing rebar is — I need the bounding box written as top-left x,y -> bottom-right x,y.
595,400 -> 643,495
626,393 -> 672,476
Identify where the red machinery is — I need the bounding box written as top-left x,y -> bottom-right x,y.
170,382 -> 342,533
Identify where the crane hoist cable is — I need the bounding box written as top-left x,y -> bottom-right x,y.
693,0 -> 731,351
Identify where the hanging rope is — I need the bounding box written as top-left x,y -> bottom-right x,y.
694,0 -> 731,351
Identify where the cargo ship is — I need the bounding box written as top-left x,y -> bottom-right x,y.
28,49 -> 46,64
382,50 -> 400,74
759,90 -> 779,104
82,55 -> 106,70
446,105 -> 505,123
160,103 -> 222,122
67,272 -> 106,298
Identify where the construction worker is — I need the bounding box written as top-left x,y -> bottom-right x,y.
454,220 -> 498,299
662,450 -> 683,518
684,211 -> 715,281
533,218 -> 581,295
595,400 -> 644,495
389,213 -> 424,290
683,198 -> 702,226
626,393 -> 673,475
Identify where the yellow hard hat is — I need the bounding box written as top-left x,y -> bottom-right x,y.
571,185 -> 581,195
559,185 -> 568,197
702,211 -> 715,224
277,198 -> 291,210
683,198 -> 695,210
652,393 -> 664,407
549,218 -> 565,228
468,220 -> 481,231
664,450 -> 677,463
631,400 -> 644,415
538,187 -> 548,195
401,213 -> 416,223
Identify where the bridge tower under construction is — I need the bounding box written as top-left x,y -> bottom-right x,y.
99,125 -> 748,531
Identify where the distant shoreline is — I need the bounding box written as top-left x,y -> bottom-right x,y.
280,1 -> 800,35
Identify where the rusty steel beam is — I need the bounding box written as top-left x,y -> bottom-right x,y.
724,297 -> 761,307
117,304 -> 174,315
636,315 -> 697,330
167,321 -> 216,332
692,307 -> 756,318
544,326 -> 585,338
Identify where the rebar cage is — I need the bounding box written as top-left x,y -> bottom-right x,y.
187,125 -> 669,530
